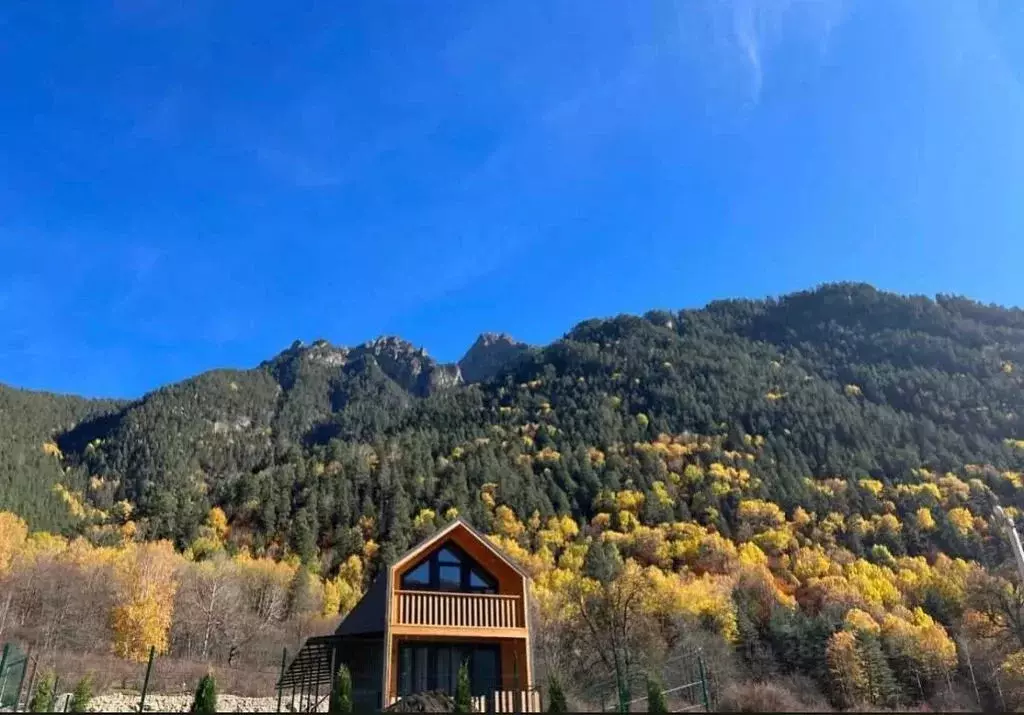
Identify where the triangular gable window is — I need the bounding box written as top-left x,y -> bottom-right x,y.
400,541 -> 497,593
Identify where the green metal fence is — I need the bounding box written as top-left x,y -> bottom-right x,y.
588,650 -> 711,712
0,642 -> 30,710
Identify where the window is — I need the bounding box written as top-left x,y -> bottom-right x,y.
404,562 -> 430,587
437,547 -> 461,564
400,542 -> 498,593
439,564 -> 461,590
470,648 -> 499,696
397,643 -> 501,696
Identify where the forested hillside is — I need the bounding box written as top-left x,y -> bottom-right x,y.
4,282 -> 1024,709
11,282 -> 1024,549
0,386 -> 121,531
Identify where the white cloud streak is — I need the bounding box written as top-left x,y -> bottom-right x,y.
726,0 -> 850,102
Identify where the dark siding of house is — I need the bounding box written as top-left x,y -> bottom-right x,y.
335,572 -> 388,636
336,636 -> 384,709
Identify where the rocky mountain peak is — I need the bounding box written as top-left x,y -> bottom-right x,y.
362,335 -> 428,358
305,340 -> 349,367
349,336 -> 463,396
459,332 -> 530,383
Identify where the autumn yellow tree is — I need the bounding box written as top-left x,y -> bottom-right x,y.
879,608 -> 956,697
323,555 -> 364,617
0,512 -> 28,572
189,508 -> 230,559
111,541 -> 179,660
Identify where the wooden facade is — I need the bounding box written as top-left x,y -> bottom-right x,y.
280,518 -> 537,712
384,518 -> 534,709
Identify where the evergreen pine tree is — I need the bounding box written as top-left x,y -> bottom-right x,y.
856,631 -> 900,708
330,664 -> 353,713
289,508 -> 318,563
69,675 -> 94,713
646,678 -> 668,714
736,607 -> 775,678
287,566 -> 321,620
29,671 -> 55,713
378,540 -> 401,569
190,673 -> 218,714
547,675 -> 568,713
454,660 -> 473,713
583,539 -> 623,581
384,477 -> 413,555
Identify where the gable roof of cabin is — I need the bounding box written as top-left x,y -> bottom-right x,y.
334,571 -> 387,636
332,517 -> 529,636
391,516 -> 530,579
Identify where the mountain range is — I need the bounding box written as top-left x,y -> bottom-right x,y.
3,282 -> 1024,566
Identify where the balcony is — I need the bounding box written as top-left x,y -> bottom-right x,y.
394,590 -> 524,630
389,690 -> 541,713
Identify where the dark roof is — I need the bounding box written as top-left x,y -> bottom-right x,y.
336,572 -> 388,636
278,634 -> 383,688
278,635 -> 336,689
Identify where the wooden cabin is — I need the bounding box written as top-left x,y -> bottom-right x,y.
279,518 -> 539,712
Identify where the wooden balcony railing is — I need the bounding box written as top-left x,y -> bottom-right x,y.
389,690 -> 541,713
394,590 -> 523,629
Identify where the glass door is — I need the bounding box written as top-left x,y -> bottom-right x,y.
397,643 -> 501,697
469,646 -> 499,696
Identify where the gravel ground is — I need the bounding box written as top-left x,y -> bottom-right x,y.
86,692 -> 322,712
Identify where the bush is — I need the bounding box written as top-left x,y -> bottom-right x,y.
547,674 -> 568,713
70,675 -> 94,713
454,660 -> 472,713
330,664 -> 353,713
190,673 -> 218,714
716,679 -> 829,713
385,693 -> 457,712
29,671 -> 56,713
647,678 -> 668,714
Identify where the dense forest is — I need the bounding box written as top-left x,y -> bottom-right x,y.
4,282 -> 1024,710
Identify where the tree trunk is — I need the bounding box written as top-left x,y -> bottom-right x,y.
0,591 -> 12,639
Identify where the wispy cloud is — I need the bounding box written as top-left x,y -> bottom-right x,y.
668,0 -> 850,104
730,0 -> 850,101
731,0 -> 766,98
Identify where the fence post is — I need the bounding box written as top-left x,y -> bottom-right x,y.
697,653 -> 710,712
277,647 -> 287,713
329,646 -> 336,711
0,643 -> 10,708
512,653 -> 521,714
138,645 -> 155,713
14,645 -> 31,713
23,653 -> 39,715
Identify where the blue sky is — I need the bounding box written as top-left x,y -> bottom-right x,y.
3,1 -> 1024,398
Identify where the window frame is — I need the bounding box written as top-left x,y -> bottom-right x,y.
397,642 -> 501,697
399,542 -> 498,594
